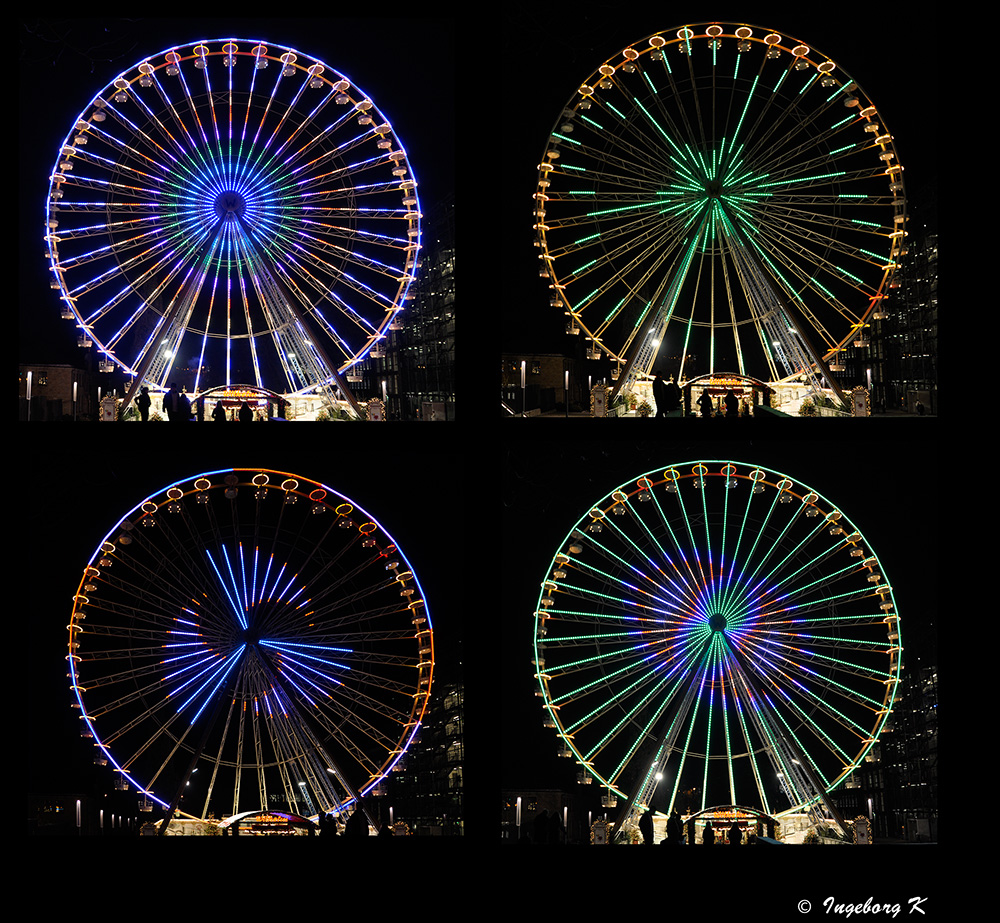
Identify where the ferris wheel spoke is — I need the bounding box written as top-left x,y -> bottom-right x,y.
736,634 -> 887,749
745,195 -> 889,271
615,502 -> 702,604
196,690 -> 239,815
746,199 -> 893,266
78,660 -> 173,722
733,673 -> 816,798
324,684 -> 414,747
554,222 -> 692,341
740,617 -> 887,692
285,117 -> 380,183
83,563 -> 200,628
757,674 -> 872,771
552,632 -> 701,722
772,652 -> 892,715
577,667 -> 682,770
86,107 -> 179,182
275,244 -> 400,335
114,713 -> 194,791
738,514 -> 828,596
304,581 -> 412,628
751,228 -> 889,316
554,555 -> 683,625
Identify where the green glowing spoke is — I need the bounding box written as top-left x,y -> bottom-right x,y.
568,530 -> 698,613
580,666 -> 684,766
665,656 -> 711,814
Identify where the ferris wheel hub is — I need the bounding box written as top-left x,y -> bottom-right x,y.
705,179 -> 724,199
708,613 -> 728,633
215,190 -> 246,218
241,623 -> 262,645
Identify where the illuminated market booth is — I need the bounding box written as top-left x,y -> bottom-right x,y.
142,811 -> 318,835
612,372 -> 795,417
681,373 -> 776,417
684,805 -> 781,845
217,811 -> 318,836
197,384 -> 291,421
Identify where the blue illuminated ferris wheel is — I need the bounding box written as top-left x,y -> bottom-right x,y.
45,39 -> 421,410
532,461 -> 901,841
67,469 -> 434,828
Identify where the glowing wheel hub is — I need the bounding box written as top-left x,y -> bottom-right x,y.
708,612 -> 728,633
215,190 -> 246,218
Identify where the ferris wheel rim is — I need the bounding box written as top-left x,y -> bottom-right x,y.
67,467 -> 434,819
46,37 -> 421,395
532,459 -> 902,818
533,22 -> 906,385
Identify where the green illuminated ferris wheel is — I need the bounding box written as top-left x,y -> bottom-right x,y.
532,461 -> 902,836
532,23 -> 907,399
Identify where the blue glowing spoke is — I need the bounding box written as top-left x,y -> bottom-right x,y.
251,546 -> 260,609
206,547 -> 248,630
261,639 -> 352,684
267,563 -> 288,603
238,542 -> 249,610
178,645 -> 247,725
161,646 -> 213,669
260,639 -> 352,655
275,662 -> 323,708
273,569 -> 300,603
256,552 -> 275,606
167,649 -> 226,698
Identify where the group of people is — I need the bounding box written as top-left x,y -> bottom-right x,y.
316,803 -> 396,839
651,372 -> 753,418
641,808 -> 767,845
134,384 -> 269,422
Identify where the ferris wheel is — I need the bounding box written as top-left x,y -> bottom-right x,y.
45,39 -> 421,410
532,23 -> 907,399
532,461 -> 901,838
66,469 -> 434,828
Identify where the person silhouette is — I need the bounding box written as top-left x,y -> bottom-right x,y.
136,386 -> 151,422
639,807 -> 655,845
653,372 -> 667,419
162,383 -> 184,421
